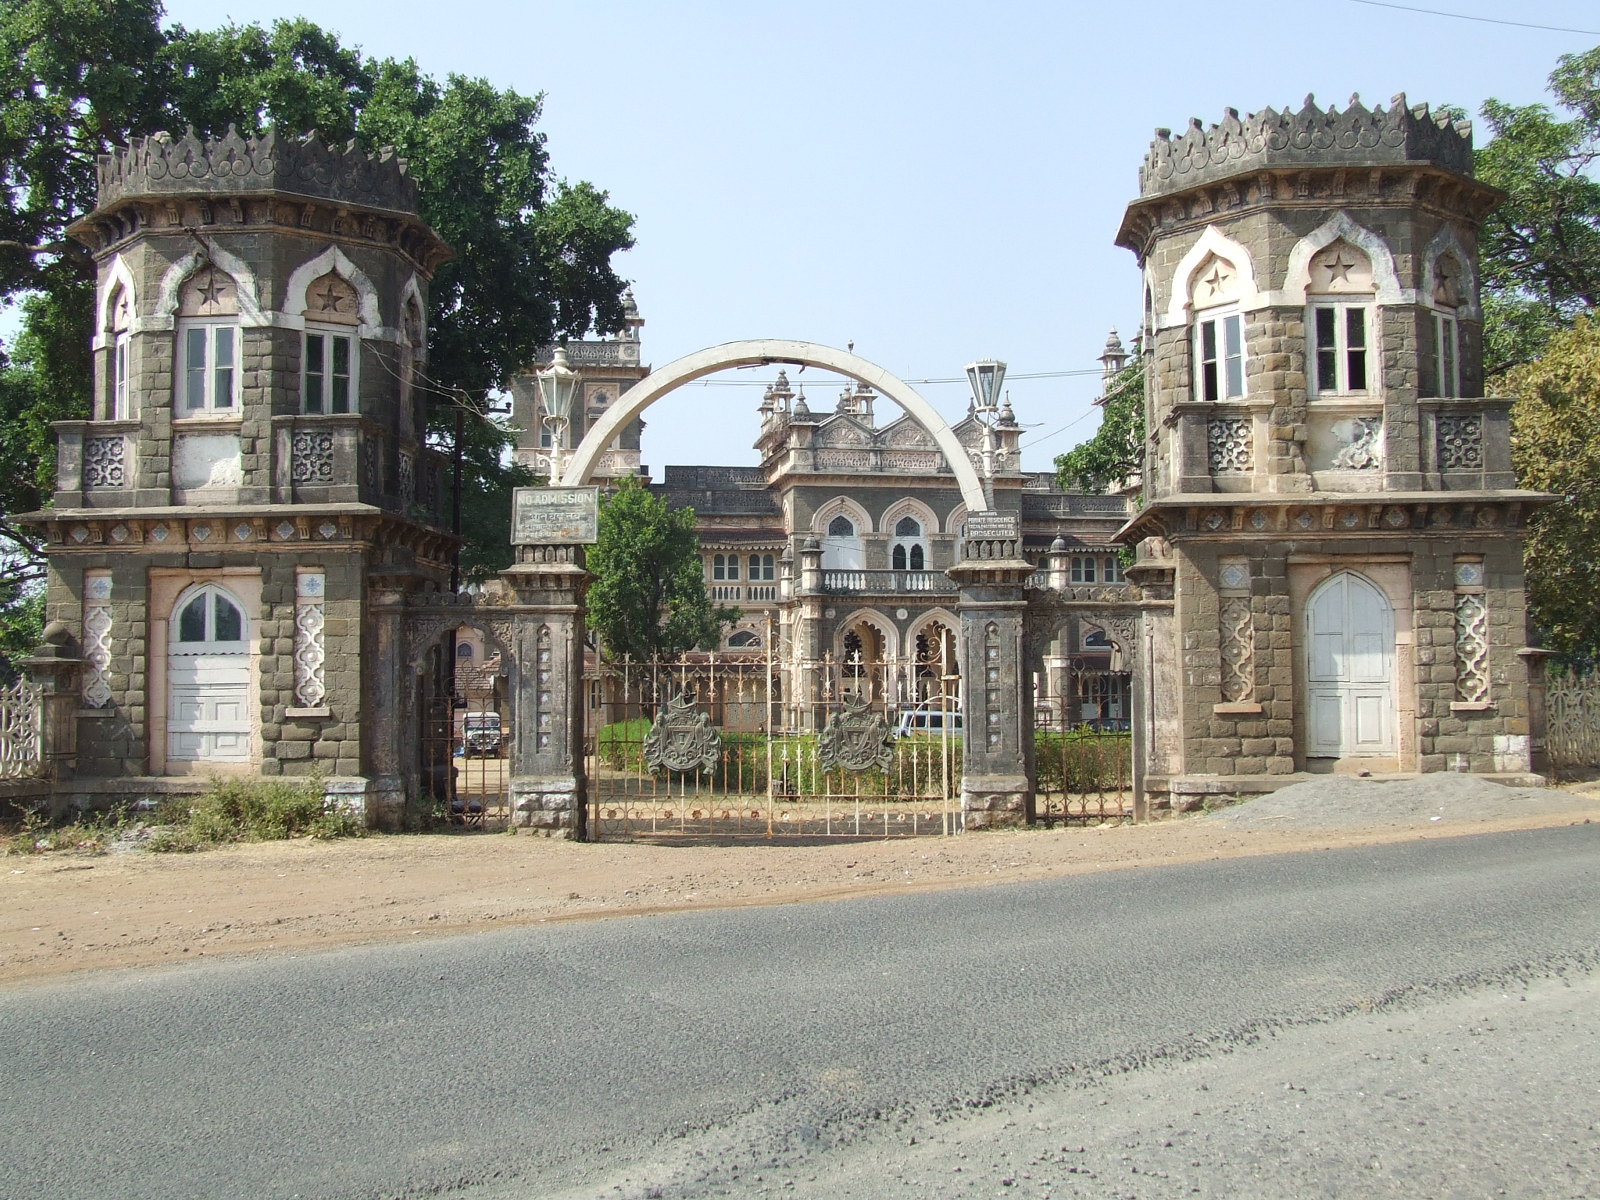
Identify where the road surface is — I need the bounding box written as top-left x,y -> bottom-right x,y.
3,825 -> 1597,1198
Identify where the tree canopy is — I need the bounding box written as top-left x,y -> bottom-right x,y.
586,479 -> 737,663
1476,45 -> 1600,376
0,0 -> 636,657
1054,361 -> 1145,495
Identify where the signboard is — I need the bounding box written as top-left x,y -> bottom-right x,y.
511,486 -> 600,545
963,510 -> 1019,540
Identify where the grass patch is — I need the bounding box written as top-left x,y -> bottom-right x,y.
148,775 -> 365,852
3,805 -> 132,856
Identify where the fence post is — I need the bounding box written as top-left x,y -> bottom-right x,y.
23,621 -> 82,817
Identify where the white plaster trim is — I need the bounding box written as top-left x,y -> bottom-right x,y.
908,607 -> 961,640
283,245 -> 383,335
1162,226 -> 1260,328
400,274 -> 428,363
813,495 -> 874,537
944,503 -> 969,536
560,339 -> 989,513
879,496 -> 940,538
1280,212 -> 1407,305
154,246 -> 268,328
1422,225 -> 1482,321
93,254 -> 138,349
833,607 -> 901,660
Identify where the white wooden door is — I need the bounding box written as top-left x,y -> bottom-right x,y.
1306,572 -> 1394,757
168,588 -> 252,762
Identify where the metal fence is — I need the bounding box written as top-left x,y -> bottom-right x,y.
0,676 -> 42,780
1545,666 -> 1600,776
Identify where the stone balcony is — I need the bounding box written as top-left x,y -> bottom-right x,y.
819,570 -> 957,595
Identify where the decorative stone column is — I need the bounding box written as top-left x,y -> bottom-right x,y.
948,516 -> 1035,828
24,622 -> 82,818
363,585 -> 408,829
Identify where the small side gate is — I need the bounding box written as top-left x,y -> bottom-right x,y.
417,632 -> 513,830
1032,663 -> 1134,824
585,646 -> 958,839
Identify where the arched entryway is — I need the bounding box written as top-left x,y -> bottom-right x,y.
167,583 -> 252,763
1306,571 -> 1395,758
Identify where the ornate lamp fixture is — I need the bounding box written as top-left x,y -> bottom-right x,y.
534,344 -> 581,479
964,358 -> 1010,499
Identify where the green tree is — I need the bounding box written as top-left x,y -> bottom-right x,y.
586,479 -> 738,663
1508,315 -> 1600,658
0,1 -> 634,590
1054,361 -> 1145,494
1476,45 -> 1600,376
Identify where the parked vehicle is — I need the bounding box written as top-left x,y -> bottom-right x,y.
894,705 -> 963,739
462,711 -> 503,756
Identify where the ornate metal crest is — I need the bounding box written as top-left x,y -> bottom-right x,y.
817,693 -> 895,773
642,691 -> 721,775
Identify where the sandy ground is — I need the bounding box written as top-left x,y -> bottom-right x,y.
5,778 -> 1598,988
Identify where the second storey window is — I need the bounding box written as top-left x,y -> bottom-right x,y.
1196,312 -> 1244,402
712,553 -> 740,581
748,553 -> 775,581
1070,555 -> 1097,583
304,330 -> 354,414
1312,304 -> 1370,395
179,322 -> 238,413
1432,312 -> 1460,398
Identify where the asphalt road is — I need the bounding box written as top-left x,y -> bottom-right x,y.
3,825 -> 1598,1200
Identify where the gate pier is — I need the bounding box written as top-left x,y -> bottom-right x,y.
503,543 -> 591,837
950,524 -> 1035,828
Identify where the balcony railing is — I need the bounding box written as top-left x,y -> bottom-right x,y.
821,570 -> 955,594
710,583 -> 780,603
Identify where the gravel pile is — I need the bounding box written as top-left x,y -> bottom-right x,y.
1197,773 -> 1598,831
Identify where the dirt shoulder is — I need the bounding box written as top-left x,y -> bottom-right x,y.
5,785 -> 1598,989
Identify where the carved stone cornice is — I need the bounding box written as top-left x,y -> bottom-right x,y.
1115,491 -> 1554,543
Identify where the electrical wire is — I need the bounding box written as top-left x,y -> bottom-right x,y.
1343,0 -> 1600,35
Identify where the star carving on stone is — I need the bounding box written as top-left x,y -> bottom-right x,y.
1202,265 -> 1231,297
1323,253 -> 1357,285
312,279 -> 346,313
195,271 -> 228,309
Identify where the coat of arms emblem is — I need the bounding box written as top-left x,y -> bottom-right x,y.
642,690 -> 721,775
817,693 -> 895,773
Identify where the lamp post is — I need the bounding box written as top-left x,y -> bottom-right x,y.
533,344 -> 581,483
964,358 -> 1008,506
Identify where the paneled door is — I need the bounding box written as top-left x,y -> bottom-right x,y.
1306,572 -> 1395,757
169,586 -> 252,762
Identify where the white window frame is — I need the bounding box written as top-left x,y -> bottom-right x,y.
1070,555 -> 1098,584
1194,309 -> 1245,403
176,320 -> 239,415
1432,311 -> 1460,398
712,553 -> 740,582
111,330 -> 131,420
748,553 -> 775,582
303,327 -> 357,415
1102,555 -> 1125,583
1309,300 -> 1373,397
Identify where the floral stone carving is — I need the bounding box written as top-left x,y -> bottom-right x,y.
817,693 -> 895,773
642,691 -> 721,775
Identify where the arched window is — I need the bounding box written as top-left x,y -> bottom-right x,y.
1307,240 -> 1375,397
822,513 -> 863,571
400,297 -> 424,435
1190,253 -> 1245,402
175,587 -> 246,647
456,642 -> 475,660
891,515 -> 927,572
727,630 -> 760,649
712,553 -> 740,581
748,553 -> 775,581
302,272 -> 360,414
176,268 -> 240,414
105,285 -> 132,420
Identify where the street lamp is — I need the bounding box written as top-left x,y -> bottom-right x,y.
534,344 -> 581,482
964,358 -> 1008,501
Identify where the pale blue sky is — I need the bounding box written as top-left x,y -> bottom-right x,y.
104,2 -> 1600,470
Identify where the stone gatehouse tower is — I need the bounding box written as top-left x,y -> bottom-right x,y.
1116,96 -> 1549,806
34,128 -> 454,818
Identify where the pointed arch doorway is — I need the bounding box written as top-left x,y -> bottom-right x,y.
1306,571 -> 1396,758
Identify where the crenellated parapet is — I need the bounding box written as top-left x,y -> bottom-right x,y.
1138,94 -> 1473,198
97,125 -> 419,214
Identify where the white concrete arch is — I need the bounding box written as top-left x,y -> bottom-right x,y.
1422,225 -> 1482,321
400,274 -> 428,362
880,495 -> 939,538
811,494 -> 874,537
93,254 -> 139,349
1161,226 -> 1260,328
944,503 -> 970,536
560,340 -> 988,513
153,246 -> 267,328
834,608 -> 901,661
283,245 -> 383,336
1281,212 -> 1408,305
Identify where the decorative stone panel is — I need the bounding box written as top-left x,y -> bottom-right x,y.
398,449 -> 416,508
1454,593 -> 1489,703
173,432 -> 243,490
1437,413 -> 1483,470
84,437 -> 127,489
293,571 -> 327,709
291,430 -> 335,484
82,572 -> 113,709
1330,416 -> 1383,470
1207,418 -> 1252,474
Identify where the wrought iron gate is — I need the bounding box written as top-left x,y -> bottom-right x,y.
1032,662 -> 1134,824
585,638 -> 958,839
417,633 -> 512,830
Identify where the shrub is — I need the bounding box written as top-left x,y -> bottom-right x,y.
150,776 -> 364,851
1035,729 -> 1131,794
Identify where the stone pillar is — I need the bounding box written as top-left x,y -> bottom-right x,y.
948,521 -> 1034,829
23,622 -> 82,819
363,586 -> 408,829
502,543 -> 591,837
794,537 -> 824,731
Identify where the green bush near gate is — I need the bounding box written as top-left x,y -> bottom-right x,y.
1034,729 -> 1131,794
149,775 -> 365,851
